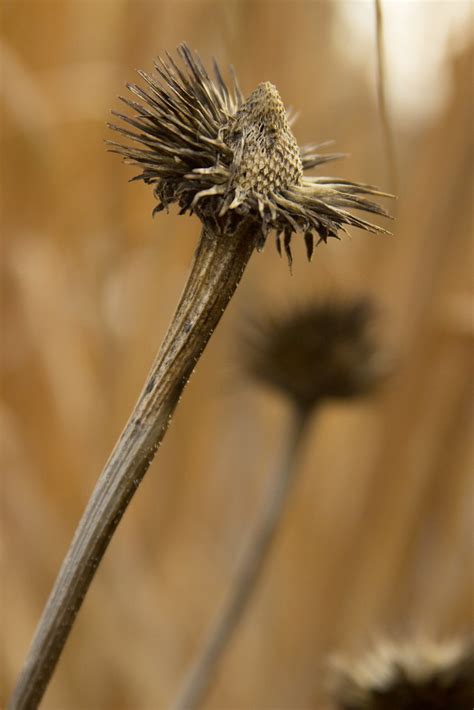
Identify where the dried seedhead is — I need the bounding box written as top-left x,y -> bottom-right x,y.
108,44 -> 392,266
242,298 -> 388,411
330,638 -> 474,710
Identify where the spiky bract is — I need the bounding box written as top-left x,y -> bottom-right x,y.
109,44 -> 391,265
243,298 -> 386,410
330,638 -> 474,710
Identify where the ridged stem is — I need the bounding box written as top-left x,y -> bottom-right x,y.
9,218 -> 259,710
172,405 -> 310,710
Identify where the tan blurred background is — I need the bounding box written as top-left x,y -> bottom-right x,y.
1,1 -> 473,708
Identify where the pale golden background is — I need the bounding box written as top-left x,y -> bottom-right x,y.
1,1 -> 473,708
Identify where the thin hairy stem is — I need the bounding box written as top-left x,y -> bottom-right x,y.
374,0 -> 398,198
172,406 -> 310,710
9,219 -> 259,710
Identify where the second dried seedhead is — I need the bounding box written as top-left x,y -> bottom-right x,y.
243,299 -> 388,411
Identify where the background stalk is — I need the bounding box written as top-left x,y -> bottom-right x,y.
374,0 -> 398,197
9,218 -> 258,710
172,405 -> 311,710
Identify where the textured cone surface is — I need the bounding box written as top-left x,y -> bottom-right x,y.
226,82 -> 303,194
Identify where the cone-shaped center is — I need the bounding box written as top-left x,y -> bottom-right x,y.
227,81 -> 303,194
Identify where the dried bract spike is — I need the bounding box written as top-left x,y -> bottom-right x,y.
109,44 -> 392,262
330,638 -> 474,710
243,298 -> 388,410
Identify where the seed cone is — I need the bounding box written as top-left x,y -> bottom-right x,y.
224,81 -> 303,196
109,44 -> 392,266
243,298 -> 387,410
330,638 -> 474,710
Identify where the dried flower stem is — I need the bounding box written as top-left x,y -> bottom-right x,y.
172,405 -> 311,710
9,218 -> 259,710
374,0 -> 398,197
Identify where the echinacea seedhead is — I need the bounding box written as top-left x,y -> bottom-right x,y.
109,44 -> 392,266
243,298 -> 388,411
330,638 -> 474,710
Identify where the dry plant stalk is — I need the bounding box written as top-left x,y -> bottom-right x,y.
10,45 -> 391,709
374,0 -> 398,196
173,299 -> 389,709
172,407 -> 310,710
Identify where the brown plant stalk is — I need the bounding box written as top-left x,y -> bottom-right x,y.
10,45 -> 391,708
374,0 -> 398,197
172,405 -> 310,710
9,219 -> 258,709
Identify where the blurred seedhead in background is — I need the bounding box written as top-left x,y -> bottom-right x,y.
242,297 -> 391,412
330,637 -> 474,710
